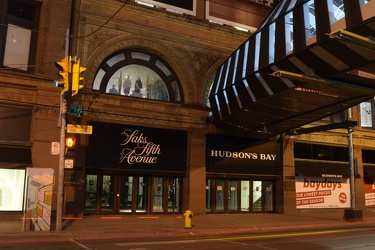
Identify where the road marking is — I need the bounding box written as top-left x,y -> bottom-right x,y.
115,228 -> 370,248
218,238 -> 248,246
70,238 -> 94,249
258,245 -> 279,250
115,240 -> 198,246
333,243 -> 375,249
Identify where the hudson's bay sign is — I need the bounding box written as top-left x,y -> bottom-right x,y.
206,134 -> 280,177
210,150 -> 277,161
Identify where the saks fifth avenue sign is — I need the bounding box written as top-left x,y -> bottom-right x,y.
119,129 -> 161,164
87,122 -> 187,173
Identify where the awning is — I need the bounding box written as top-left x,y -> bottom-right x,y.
209,5 -> 375,140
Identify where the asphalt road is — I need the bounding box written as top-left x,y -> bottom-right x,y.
2,226 -> 375,250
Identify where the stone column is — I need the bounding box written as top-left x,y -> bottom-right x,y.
183,128 -> 206,215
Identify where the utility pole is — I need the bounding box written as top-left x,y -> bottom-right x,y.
56,0 -> 76,231
348,127 -> 355,209
56,92 -> 67,231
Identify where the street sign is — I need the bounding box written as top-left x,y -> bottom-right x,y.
51,142 -> 60,155
67,124 -> 93,134
65,159 -> 74,168
69,104 -> 84,117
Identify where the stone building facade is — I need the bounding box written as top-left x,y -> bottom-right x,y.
1,0 -> 375,228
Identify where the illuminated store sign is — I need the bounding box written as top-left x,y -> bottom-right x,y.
119,129 -> 161,164
87,122 -> 187,174
206,134 -> 280,176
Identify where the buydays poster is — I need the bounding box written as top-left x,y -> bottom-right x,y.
295,176 -> 350,209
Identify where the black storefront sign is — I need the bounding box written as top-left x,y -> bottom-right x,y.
87,122 -> 187,175
295,161 -> 350,179
206,134 -> 280,177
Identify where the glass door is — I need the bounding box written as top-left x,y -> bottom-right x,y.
264,181 -> 273,212
215,180 -> 224,212
85,175 -> 98,211
252,181 -> 262,212
119,176 -> 148,214
101,175 -> 115,212
85,175 -> 182,215
119,176 -> 134,213
240,180 -> 250,212
167,178 -> 180,213
152,177 -> 164,212
228,180 -> 238,212
206,179 -> 212,212
137,176 -> 148,213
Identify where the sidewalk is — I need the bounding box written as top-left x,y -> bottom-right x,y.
1,209 -> 375,241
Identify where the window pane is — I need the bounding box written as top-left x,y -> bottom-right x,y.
285,12 -> 293,54
93,69 -> 105,90
304,0 -> 316,41
0,169 -> 25,211
0,106 -> 32,141
254,32 -> 261,71
327,0 -> 345,25
3,24 -> 31,71
106,65 -> 169,101
95,50 -> 181,102
106,54 -> 125,67
171,81 -> 181,102
360,102 -> 373,127
131,52 -> 151,61
156,60 -> 171,76
359,0 -> 372,6
7,0 -> 36,22
269,22 -> 275,64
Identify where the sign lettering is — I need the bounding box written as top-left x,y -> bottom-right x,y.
119,129 -> 161,165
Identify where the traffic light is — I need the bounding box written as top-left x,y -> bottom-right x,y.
65,137 -> 76,158
54,56 -> 70,92
72,59 -> 86,96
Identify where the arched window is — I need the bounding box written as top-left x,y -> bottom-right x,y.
93,50 -> 182,102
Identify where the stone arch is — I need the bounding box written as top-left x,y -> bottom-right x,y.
200,59 -> 227,107
84,35 -> 197,103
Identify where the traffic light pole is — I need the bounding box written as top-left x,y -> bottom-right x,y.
55,0 -> 76,232
56,92 -> 67,231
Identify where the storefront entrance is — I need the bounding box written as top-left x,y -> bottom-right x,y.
206,179 -> 274,213
84,174 -> 181,214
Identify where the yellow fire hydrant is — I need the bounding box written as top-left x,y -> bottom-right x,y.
183,209 -> 193,229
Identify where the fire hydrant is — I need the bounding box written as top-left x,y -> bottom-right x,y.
184,209 -> 193,229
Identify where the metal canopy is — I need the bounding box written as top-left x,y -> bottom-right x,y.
210,24 -> 375,140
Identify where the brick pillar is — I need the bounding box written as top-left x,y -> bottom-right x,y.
277,136 -> 297,214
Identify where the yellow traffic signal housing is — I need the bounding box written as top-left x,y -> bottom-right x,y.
72,59 -> 86,96
55,56 -> 70,93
